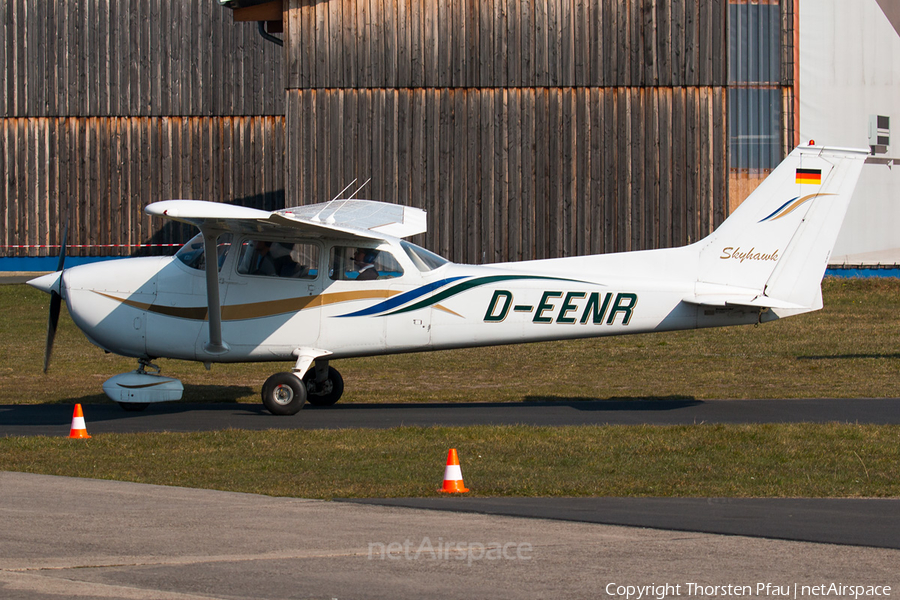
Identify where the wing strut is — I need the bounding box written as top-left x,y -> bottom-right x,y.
202,230 -> 229,355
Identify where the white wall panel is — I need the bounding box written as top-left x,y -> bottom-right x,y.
800,0 -> 900,264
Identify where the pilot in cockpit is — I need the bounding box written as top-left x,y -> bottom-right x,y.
250,240 -> 277,276
353,248 -> 379,280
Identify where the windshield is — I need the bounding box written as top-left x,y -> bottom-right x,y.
175,233 -> 232,271
401,241 -> 449,272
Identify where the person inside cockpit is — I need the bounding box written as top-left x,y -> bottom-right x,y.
249,240 -> 277,276
353,248 -> 379,280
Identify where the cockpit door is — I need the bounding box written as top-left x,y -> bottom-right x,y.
214,237 -> 324,358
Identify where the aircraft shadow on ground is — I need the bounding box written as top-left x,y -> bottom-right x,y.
0,395 -> 703,426
317,396 -> 701,412
180,384 -> 256,403
522,396 -> 701,411
798,353 -> 900,360
75,384 -> 255,406
0,385 -> 257,425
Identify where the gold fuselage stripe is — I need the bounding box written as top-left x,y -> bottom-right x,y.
94,289 -> 399,322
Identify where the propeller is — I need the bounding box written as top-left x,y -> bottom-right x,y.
43,222 -> 68,373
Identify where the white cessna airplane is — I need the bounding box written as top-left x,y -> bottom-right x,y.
29,145 -> 867,414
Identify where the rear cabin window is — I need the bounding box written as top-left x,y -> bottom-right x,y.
236,239 -> 319,279
329,246 -> 404,281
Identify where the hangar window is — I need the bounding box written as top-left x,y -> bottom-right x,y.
729,1 -> 784,171
729,88 -> 783,171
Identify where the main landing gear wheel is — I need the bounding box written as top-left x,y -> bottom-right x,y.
261,372 -> 307,415
118,402 -> 149,412
303,366 -> 344,407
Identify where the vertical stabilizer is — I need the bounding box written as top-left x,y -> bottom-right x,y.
694,146 -> 867,309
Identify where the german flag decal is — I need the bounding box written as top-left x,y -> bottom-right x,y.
795,168 -> 822,184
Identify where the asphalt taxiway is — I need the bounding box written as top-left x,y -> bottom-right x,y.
1,472 -> 898,600
3,399 -> 899,597
2,397 -> 899,437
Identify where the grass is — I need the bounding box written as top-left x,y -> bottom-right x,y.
1,424 -> 897,498
2,278 -> 900,499
2,278 -> 900,405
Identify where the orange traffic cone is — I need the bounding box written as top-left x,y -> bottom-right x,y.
69,404 -> 91,439
439,448 -> 469,493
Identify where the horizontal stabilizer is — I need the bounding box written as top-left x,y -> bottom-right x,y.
683,294 -> 809,311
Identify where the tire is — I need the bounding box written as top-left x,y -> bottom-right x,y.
303,366 -> 344,407
118,402 -> 149,412
261,372 -> 307,415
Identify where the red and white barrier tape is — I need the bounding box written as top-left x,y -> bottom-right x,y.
0,243 -> 183,249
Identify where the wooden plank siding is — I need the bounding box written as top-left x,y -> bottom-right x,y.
1,0 -> 284,118
283,0 -> 730,263
0,117 -> 285,257
3,0 -> 733,264
286,87 -> 728,264
286,0 -> 727,89
1,1 -> 286,258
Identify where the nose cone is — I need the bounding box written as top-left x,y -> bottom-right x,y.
27,271 -> 63,295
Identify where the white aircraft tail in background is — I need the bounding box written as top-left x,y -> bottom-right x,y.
29,145 -> 868,414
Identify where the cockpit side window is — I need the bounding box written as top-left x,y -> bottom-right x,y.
236,239 -> 319,279
329,246 -> 404,281
175,233 -> 232,272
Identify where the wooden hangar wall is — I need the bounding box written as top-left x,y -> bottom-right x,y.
1,0 -> 788,264
0,1 -> 285,258
284,0 -> 730,263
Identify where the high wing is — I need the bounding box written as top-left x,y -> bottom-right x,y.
145,199 -> 427,241
144,199 -> 428,354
